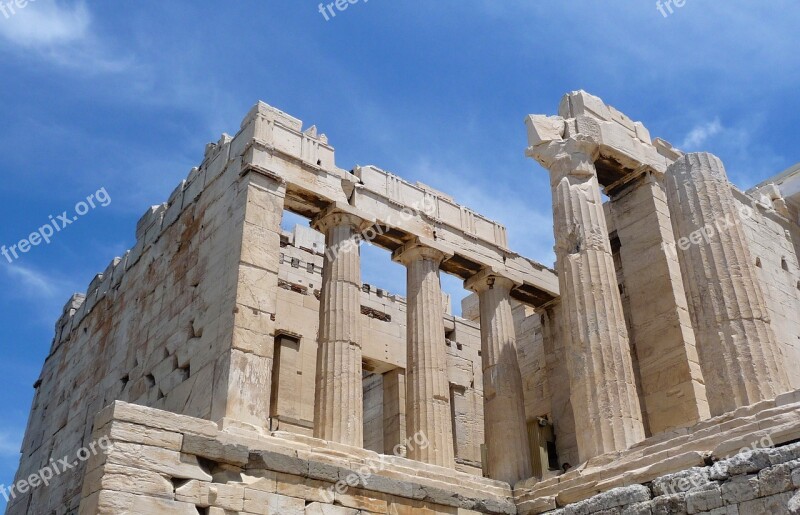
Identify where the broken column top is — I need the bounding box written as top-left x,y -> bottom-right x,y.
526,90 -> 683,181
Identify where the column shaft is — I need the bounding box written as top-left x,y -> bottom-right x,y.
535,138 -> 646,462
313,208 -> 367,447
467,272 -> 532,484
665,153 -> 790,415
394,241 -> 455,468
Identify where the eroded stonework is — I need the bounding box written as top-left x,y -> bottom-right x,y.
7,91 -> 800,514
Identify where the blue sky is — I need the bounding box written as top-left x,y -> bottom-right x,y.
0,0 -> 798,505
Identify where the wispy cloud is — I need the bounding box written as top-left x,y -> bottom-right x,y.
2,263 -> 59,299
0,0 -> 133,73
681,118 -> 723,150
0,0 -> 89,48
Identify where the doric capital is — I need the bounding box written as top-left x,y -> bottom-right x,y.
464,267 -> 522,294
392,237 -> 454,267
527,136 -> 600,182
312,201 -> 375,234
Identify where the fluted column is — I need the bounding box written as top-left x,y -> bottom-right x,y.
392,238 -> 455,468
312,203 -> 373,447
465,269 -> 532,484
665,153 -> 790,415
530,136 -> 645,462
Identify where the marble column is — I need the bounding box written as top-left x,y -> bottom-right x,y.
465,269 -> 532,484
530,137 -> 645,462
665,153 -> 790,415
392,238 -> 455,468
312,203 -> 373,447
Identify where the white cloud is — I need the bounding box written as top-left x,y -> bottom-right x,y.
2,263 -> 59,299
681,118 -> 723,150
0,0 -> 133,73
0,0 -> 89,48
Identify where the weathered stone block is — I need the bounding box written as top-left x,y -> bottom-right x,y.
182,433 -> 250,466
175,479 -> 211,506
684,485 -> 723,514
106,442 -> 212,482
757,463 -> 793,496
652,468 -> 710,496
248,450 -> 309,476
720,475 -> 759,504
789,490 -> 800,515
739,490 -> 794,514
650,493 -> 687,515
209,483 -> 245,511
305,502 -> 360,515
621,502 -> 654,515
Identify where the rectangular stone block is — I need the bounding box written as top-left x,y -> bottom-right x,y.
720,475 -> 759,504
209,483 -> 245,511
95,401 -> 219,438
175,479 -> 211,506
685,485 -> 723,514
105,442 -> 212,482
182,433 -> 250,466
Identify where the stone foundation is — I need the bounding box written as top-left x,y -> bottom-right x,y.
539,442 -> 800,515
77,402 -> 515,515
515,390 -> 800,514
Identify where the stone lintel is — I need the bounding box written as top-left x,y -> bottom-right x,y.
604,164 -> 663,198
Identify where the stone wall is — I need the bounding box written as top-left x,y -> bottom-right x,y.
78,401 -> 515,515
734,189 -> 800,390
6,133 -> 253,515
6,104 -> 488,513
540,440 -> 800,515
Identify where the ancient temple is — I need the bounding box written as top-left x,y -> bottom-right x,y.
6,92 -> 800,514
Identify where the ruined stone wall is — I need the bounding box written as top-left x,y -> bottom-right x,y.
733,189 -> 800,390
78,402 -> 515,515
537,441 -> 800,515
8,151 -> 488,514
6,134 -> 256,515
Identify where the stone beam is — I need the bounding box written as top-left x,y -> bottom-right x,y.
228,102 -> 558,309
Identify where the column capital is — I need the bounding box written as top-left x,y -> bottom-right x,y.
392,237 -> 453,267
464,267 -> 522,294
312,201 -> 375,234
528,136 -> 600,182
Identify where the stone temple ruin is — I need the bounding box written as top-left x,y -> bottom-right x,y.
6,91 -> 800,514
